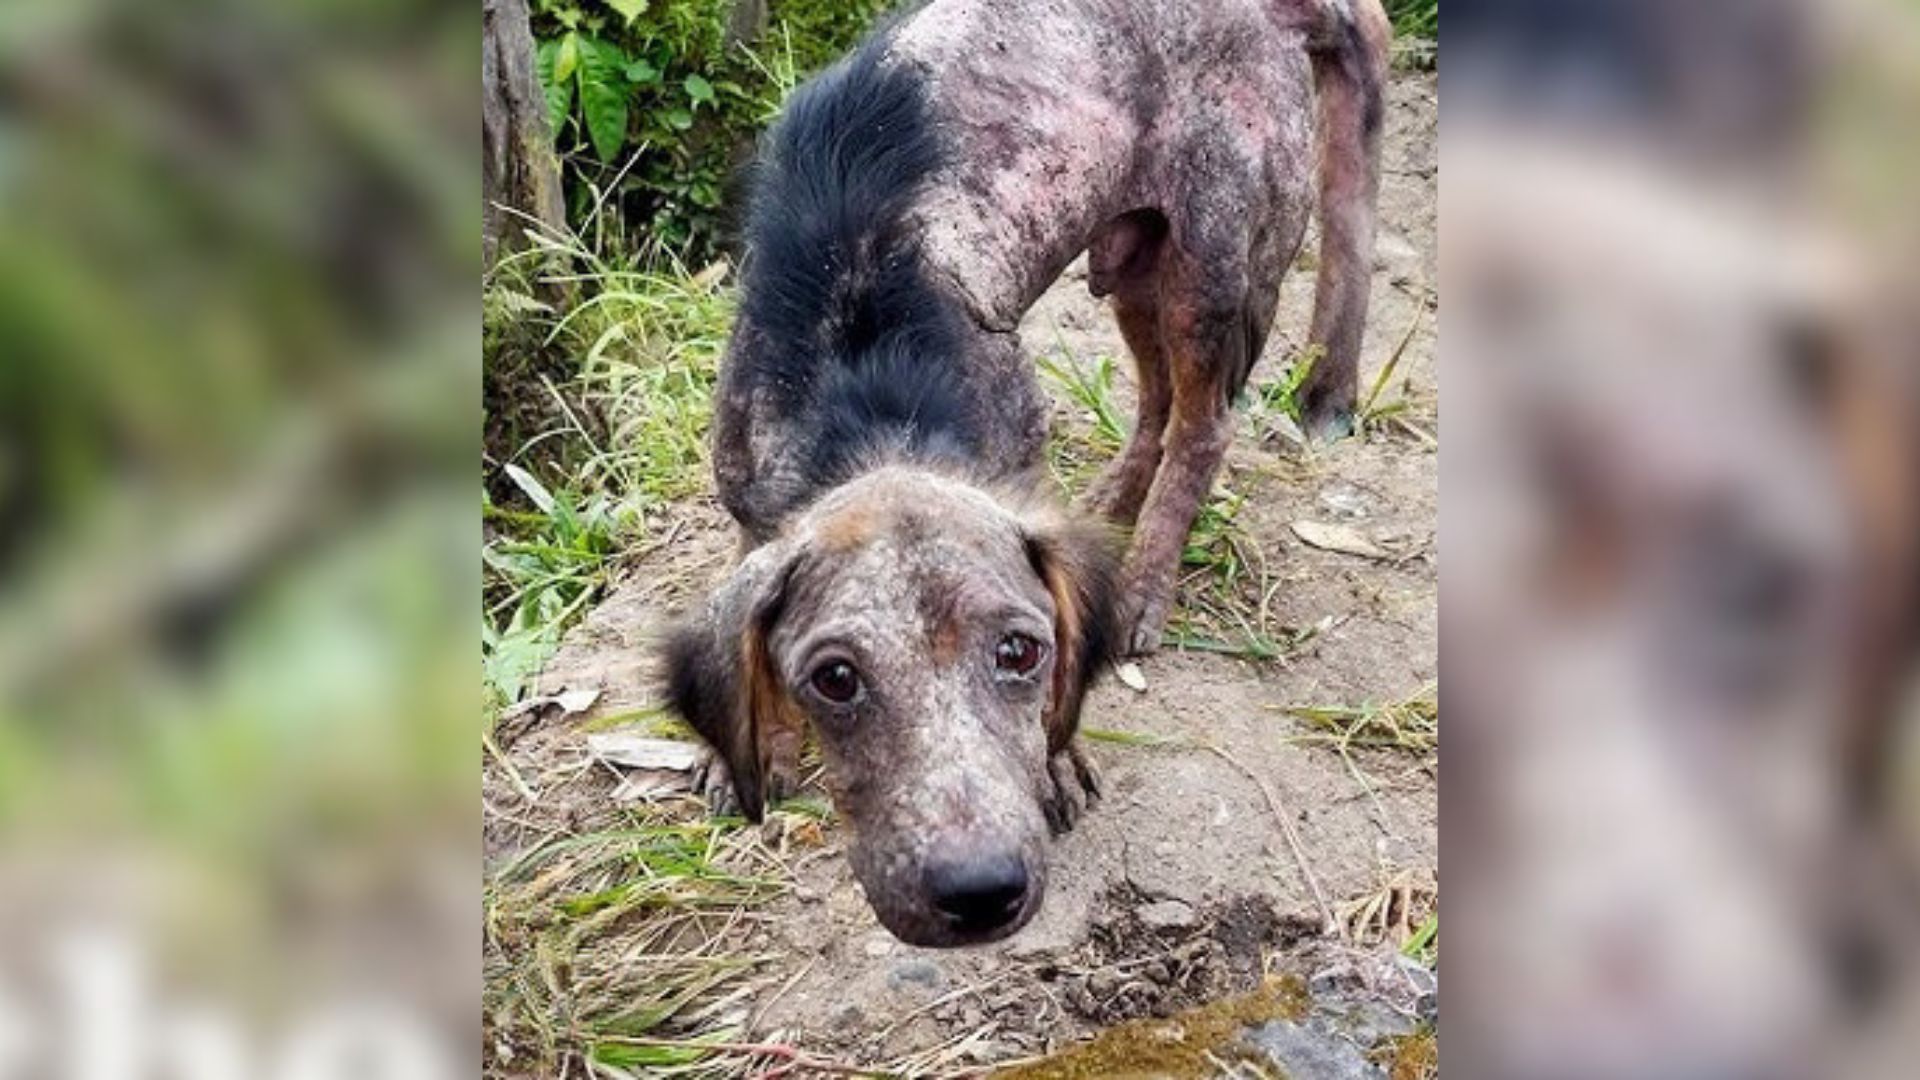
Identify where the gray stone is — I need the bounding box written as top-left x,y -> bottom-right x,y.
1240,1019 -> 1385,1080
888,958 -> 943,991
1088,968 -> 1121,997
1139,899 -> 1199,930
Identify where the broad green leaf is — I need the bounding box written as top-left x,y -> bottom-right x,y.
683,73 -> 714,105
576,36 -> 631,163
603,0 -> 649,24
534,39 -> 574,138
624,58 -> 659,84
552,31 -> 579,83
665,107 -> 693,131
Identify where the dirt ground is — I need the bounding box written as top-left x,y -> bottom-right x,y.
486,71 -> 1437,1078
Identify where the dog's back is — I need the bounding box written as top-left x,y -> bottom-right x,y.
711,0 -> 1387,649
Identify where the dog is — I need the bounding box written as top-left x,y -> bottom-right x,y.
660,0 -> 1389,946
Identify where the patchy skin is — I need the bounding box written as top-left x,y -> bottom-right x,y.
682,0 -> 1387,943
782,470 -> 1112,945
824,0 -> 1376,653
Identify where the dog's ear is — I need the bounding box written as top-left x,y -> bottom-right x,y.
658,541 -> 801,821
1023,510 -> 1126,752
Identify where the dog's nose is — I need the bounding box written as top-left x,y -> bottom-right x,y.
925,852 -> 1029,932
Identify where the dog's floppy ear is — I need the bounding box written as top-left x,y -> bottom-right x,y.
1023,510 -> 1126,753
658,540 -> 800,821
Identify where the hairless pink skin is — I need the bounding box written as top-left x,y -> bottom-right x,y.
715,0 -> 1388,655
687,0 -> 1388,945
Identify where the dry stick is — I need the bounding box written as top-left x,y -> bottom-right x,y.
1203,743 -> 1338,935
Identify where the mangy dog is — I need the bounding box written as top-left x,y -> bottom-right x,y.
660,0 -> 1388,946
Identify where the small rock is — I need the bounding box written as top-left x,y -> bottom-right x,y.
1088,968 -> 1121,997
1241,1019 -> 1385,1080
793,884 -> 820,903
1316,481 -> 1375,519
829,1002 -> 864,1030
1115,661 -> 1149,692
1068,982 -> 1098,1014
1140,899 -> 1198,931
863,934 -> 896,959
889,959 -> 943,992
1340,1000 -> 1417,1045
1143,960 -> 1172,984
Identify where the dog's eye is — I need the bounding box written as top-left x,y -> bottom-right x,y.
809,660 -> 862,704
994,633 -> 1044,677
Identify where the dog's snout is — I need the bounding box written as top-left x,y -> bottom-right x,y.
925,852 -> 1029,932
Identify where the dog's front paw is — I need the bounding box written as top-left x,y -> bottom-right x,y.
691,749 -> 742,816
690,748 -> 797,818
1043,741 -> 1103,835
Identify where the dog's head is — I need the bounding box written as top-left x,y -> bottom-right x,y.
660,466 -> 1123,946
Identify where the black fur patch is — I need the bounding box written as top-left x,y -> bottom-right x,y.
734,32 -> 979,485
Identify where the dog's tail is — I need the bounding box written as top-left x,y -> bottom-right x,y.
1273,0 -> 1390,440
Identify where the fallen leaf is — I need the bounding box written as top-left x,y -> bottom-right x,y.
555,687 -> 601,715
587,732 -> 703,772
1115,662 -> 1149,692
1290,520 -> 1390,561
611,770 -> 693,803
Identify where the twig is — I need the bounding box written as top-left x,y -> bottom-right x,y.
747,956 -> 818,1032
1203,743 -> 1338,935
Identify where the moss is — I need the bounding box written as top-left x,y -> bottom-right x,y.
1380,1025 -> 1438,1080
994,976 -> 1311,1080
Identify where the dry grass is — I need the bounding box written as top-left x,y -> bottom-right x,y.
483,803 -> 831,1078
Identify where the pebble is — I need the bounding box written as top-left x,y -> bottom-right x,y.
888,958 -> 943,992
1240,1018 -> 1386,1080
1143,960 -> 1172,984
1317,481 -> 1376,519
863,934 -> 895,959
1139,899 -> 1198,930
1088,968 -> 1121,997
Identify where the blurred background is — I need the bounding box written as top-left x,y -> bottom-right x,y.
0,0 -> 475,1074
1444,1 -> 1920,1077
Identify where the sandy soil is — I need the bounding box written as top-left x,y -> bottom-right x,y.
487,71 -> 1437,1076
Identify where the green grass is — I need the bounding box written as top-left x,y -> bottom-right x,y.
1279,683 -> 1438,755
1386,0 -> 1439,69
482,224 -> 733,707
1386,0 -> 1438,41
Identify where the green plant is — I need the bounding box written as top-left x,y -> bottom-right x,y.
482,224 -> 732,706
530,0 -> 891,261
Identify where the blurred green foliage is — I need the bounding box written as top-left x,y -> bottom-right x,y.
0,0 -> 476,864
530,0 -> 891,260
